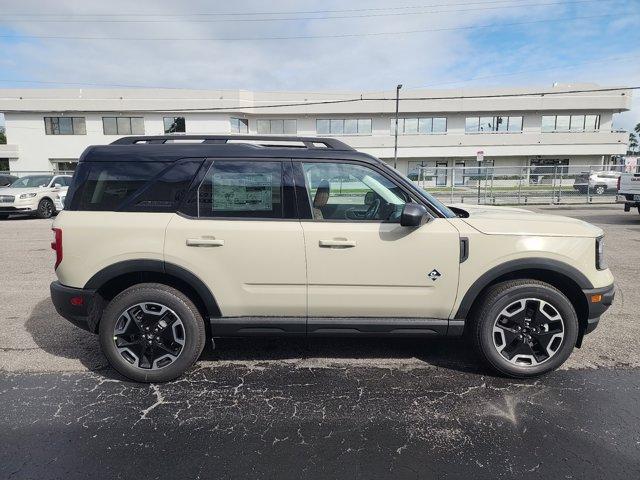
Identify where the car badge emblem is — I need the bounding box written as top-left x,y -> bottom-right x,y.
428,269 -> 442,281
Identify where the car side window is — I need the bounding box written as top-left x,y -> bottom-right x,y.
54,176 -> 70,187
196,160 -> 288,219
301,162 -> 409,222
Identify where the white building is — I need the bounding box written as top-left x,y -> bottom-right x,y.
0,84 -> 632,184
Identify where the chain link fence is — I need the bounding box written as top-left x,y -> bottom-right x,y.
0,166 -> 626,206
413,164 -> 625,205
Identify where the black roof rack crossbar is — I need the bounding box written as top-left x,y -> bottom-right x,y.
110,135 -> 354,150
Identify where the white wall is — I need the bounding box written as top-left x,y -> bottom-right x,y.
3,109 -> 628,174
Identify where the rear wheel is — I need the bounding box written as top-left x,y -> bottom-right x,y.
99,283 -> 206,382
36,198 -> 55,219
471,279 -> 578,378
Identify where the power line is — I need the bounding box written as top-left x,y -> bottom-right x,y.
0,86 -> 635,114
404,53 -> 640,90
0,0 -> 598,18
0,13 -> 632,42
0,53 -> 636,95
0,0 -> 615,23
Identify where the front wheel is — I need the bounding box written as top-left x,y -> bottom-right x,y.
471,280 -> 578,378
36,198 -> 55,219
99,283 -> 206,382
593,185 -> 606,195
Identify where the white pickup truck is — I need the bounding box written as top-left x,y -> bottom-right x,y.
617,172 -> 640,214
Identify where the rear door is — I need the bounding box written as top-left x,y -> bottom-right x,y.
164,159 -> 307,327
297,160 -> 460,323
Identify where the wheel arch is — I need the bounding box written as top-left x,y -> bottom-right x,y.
455,258 -> 591,344
85,260 -> 222,327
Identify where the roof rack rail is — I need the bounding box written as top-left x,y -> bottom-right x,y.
110,135 -> 354,150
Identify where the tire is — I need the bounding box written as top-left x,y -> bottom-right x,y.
594,185 -> 606,195
99,283 -> 206,383
470,279 -> 578,378
35,198 -> 55,219
0,214 -> 8,220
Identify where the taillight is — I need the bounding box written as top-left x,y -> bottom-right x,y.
51,228 -> 63,269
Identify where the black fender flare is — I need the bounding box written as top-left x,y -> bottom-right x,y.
84,259 -> 221,317
454,257 -> 593,320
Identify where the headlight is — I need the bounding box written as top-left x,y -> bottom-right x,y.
19,193 -> 37,199
596,236 -> 606,270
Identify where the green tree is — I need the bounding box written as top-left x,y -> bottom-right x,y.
630,132 -> 639,154
0,126 -> 6,145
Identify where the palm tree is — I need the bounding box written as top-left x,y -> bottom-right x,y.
630,133 -> 639,154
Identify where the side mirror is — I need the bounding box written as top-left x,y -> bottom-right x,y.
400,203 -> 429,227
54,183 -> 62,188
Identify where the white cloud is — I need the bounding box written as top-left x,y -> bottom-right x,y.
0,0 -> 637,130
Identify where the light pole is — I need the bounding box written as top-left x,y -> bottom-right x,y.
393,84 -> 402,169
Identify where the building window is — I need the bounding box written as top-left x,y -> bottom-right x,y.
102,117 -> 144,135
44,117 -> 86,135
230,117 -> 249,133
164,117 -> 186,133
50,159 -> 78,173
465,116 -> 523,133
391,117 -> 447,134
541,114 -> 600,133
316,118 -> 372,135
256,119 -> 297,135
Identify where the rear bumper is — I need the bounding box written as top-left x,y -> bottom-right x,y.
50,281 -> 99,333
582,283 -> 615,335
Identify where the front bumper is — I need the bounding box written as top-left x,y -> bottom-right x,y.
50,281 -> 100,333
582,283 -> 615,335
0,205 -> 37,214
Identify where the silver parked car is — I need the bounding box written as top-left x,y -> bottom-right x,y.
573,171 -> 621,195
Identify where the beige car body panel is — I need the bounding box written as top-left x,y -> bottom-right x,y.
55,208 -> 612,320
54,199 -> 612,323
301,218 -> 460,318
54,211 -> 172,288
163,215 -> 307,317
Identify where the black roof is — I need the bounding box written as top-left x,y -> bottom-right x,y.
80,135 -> 383,164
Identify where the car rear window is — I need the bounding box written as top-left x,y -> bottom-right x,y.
69,160 -> 203,212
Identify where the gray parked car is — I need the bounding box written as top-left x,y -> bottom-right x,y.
573,171 -> 621,195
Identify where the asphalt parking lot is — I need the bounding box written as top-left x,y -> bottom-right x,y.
1,204 -> 639,479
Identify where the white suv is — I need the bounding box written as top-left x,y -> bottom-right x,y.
50,136 -> 615,382
0,174 -> 72,219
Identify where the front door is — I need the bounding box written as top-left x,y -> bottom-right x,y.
298,160 -> 460,322
164,159 -> 307,321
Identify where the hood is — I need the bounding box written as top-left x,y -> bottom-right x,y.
0,187 -> 48,196
449,203 -> 602,238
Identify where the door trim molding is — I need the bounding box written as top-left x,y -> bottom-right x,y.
209,316 -> 459,338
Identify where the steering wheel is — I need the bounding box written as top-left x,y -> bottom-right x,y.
364,198 -> 381,220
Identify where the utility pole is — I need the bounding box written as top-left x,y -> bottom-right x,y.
393,84 -> 402,169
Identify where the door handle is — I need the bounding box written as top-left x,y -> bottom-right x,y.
319,239 -> 356,248
186,238 -> 225,247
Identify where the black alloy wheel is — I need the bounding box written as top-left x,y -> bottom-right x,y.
113,302 -> 186,370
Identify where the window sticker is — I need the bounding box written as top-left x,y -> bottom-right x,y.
212,173 -> 273,211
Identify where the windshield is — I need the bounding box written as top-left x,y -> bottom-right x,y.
9,175 -> 53,188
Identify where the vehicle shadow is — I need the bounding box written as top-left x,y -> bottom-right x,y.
26,297 -> 489,380
24,298 -> 114,375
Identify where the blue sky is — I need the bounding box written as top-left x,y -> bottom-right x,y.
0,0 -> 638,130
